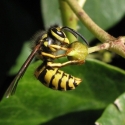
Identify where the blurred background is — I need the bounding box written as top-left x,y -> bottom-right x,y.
0,0 -> 125,124
0,0 -> 44,99
0,0 -> 125,100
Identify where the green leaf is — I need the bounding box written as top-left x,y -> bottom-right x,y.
1,59 -> 125,124
96,93 -> 125,125
41,0 -> 62,28
8,41 -> 31,75
79,0 -> 125,41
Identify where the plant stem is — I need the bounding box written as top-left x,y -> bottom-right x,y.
59,0 -> 77,42
64,0 -> 116,42
64,0 -> 125,58
88,43 -> 110,54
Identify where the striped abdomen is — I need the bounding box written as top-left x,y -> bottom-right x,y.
34,63 -> 82,91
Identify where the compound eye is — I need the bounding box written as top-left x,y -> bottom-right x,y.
51,27 -> 69,44
52,28 -> 65,38
56,30 -> 65,38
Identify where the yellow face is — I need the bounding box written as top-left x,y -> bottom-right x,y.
50,27 -> 69,44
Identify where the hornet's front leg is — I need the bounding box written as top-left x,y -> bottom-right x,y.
41,44 -> 68,59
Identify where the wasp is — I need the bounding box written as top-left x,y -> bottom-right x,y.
5,26 -> 88,98
34,41 -> 88,91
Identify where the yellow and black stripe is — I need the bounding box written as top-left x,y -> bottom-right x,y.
5,25 -> 88,98
35,62 -> 82,91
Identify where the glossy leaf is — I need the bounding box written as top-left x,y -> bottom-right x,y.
8,41 -> 31,75
2,1 -> 125,124
1,59 -> 125,124
96,93 -> 125,125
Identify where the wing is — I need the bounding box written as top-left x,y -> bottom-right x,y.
5,43 -> 42,98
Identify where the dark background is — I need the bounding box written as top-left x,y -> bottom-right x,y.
0,0 -> 125,100
0,0 -> 44,99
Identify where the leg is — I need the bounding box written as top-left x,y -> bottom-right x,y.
41,45 -> 68,59
49,45 -> 68,51
42,52 -> 66,59
47,60 -> 85,68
